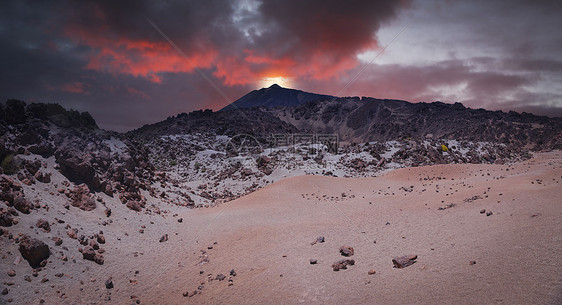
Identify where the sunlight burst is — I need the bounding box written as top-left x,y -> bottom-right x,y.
259,76 -> 293,88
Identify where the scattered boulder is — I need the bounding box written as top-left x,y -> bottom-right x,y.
51,237 -> 63,246
0,209 -> 14,227
368,269 -> 376,275
310,259 -> 318,265
13,197 -> 33,214
18,236 -> 50,268
36,219 -> 50,232
392,255 -> 418,268
69,184 -> 96,211
80,247 -> 96,261
7,269 -> 16,277
339,245 -> 354,257
215,274 -> 226,281
159,234 -> 168,242
34,171 -> 51,183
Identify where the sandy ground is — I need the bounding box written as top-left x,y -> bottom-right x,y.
1,151 -> 561,304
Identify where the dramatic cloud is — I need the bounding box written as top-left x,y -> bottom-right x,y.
0,0 -> 560,131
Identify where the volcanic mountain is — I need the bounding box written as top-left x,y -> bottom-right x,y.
219,84 -> 334,111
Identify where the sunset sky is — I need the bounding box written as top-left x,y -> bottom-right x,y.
1,0 -> 561,131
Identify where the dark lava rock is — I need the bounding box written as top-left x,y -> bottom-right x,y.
81,247 -> 96,261
332,259 -> 355,271
215,274 -> 226,281
339,245 -> 354,257
486,211 -> 493,216
18,236 -> 50,268
105,278 -> 114,289
310,259 -> 318,265
159,234 -> 168,242
392,255 -> 418,268
0,209 -> 14,227
230,269 -> 236,276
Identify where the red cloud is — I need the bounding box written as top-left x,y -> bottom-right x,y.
66,26 -> 217,83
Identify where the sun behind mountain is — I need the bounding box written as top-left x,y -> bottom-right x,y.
259,76 -> 293,88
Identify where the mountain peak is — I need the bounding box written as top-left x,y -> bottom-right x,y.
220,85 -> 334,111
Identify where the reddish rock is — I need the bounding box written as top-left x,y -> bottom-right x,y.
339,245 -> 354,257
69,184 -> 96,211
18,236 -> 50,268
392,255 -> 418,268
67,229 -> 77,239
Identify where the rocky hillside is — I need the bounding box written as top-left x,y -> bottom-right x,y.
261,97 -> 562,150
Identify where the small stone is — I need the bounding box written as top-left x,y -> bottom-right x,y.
368,269 -> 376,275
230,269 -> 236,276
177,218 -> 183,223
7,269 -> 16,277
486,211 -> 493,216
480,209 -> 486,214
1,288 -> 8,295
215,274 -> 226,281
105,278 -> 114,289
310,259 -> 318,265
469,260 -> 476,265
392,255 -> 418,268
159,234 -> 168,242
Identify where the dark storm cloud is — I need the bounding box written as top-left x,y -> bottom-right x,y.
0,0 -> 560,131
